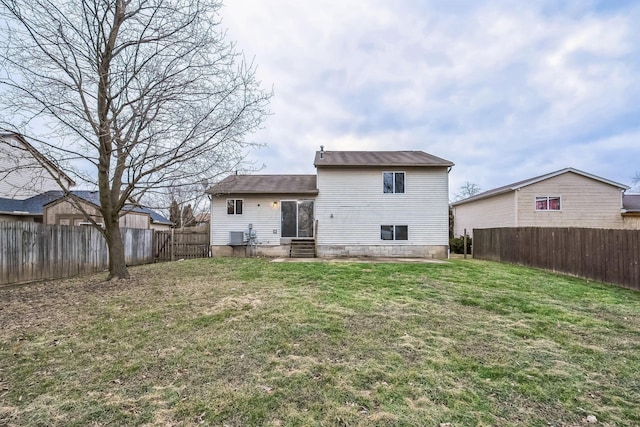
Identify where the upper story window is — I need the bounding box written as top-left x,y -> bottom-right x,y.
535,196 -> 561,211
383,172 -> 405,193
227,199 -> 243,215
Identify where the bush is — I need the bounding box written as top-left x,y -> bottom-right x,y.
449,236 -> 472,254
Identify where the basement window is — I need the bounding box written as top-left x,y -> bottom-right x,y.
227,199 -> 243,215
535,196 -> 561,211
381,225 -> 408,240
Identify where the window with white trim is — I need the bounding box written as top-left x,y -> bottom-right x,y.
383,172 -> 405,193
381,225 -> 408,240
535,196 -> 561,211
227,199 -> 243,215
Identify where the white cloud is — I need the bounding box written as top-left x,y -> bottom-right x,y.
221,0 -> 640,194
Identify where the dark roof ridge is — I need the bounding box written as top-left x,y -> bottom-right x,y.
314,150 -> 454,167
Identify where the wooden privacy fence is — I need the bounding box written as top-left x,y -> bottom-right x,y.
154,226 -> 210,262
473,227 -> 640,290
0,222 -> 154,286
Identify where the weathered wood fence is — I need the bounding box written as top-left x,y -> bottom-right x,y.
473,227 -> 640,290
154,225 -> 210,262
0,222 -> 154,286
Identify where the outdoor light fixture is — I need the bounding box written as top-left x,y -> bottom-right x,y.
273,201 -> 278,208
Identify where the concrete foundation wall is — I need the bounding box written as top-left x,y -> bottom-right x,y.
212,244 -> 448,259
317,244 -> 448,259
211,244 -> 290,258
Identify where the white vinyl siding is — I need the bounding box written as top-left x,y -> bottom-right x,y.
315,167 -> 449,246
0,135 -> 73,199
210,195 -> 310,246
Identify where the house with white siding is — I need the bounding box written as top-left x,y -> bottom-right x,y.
207,149 -> 454,258
451,168 -> 631,237
0,132 -> 75,199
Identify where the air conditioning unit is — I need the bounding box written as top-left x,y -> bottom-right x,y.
229,231 -> 245,246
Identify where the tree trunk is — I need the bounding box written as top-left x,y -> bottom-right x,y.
105,219 -> 130,280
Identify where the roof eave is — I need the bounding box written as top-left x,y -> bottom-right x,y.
451,187 -> 515,206
510,168 -> 630,191
314,163 -> 454,168
209,190 -> 319,196
0,211 -> 42,216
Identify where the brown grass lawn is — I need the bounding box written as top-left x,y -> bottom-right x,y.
1,258 -> 639,426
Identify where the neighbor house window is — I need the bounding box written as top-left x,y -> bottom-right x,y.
383,172 -> 405,193
381,225 -> 408,240
227,199 -> 243,215
535,196 -> 561,211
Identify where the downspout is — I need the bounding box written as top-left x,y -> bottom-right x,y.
448,166 -> 452,258
514,189 -> 519,227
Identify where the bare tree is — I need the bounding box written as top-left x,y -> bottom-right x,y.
0,0 -> 271,279
632,172 -> 640,193
454,181 -> 482,201
149,178 -> 212,222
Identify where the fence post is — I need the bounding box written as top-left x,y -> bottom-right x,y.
170,228 -> 175,262
463,228 -> 468,259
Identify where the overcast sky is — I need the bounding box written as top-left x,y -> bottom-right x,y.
221,0 -> 640,197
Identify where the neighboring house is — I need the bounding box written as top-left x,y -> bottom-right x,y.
0,190 -> 171,230
194,212 -> 211,228
622,194 -> 640,229
0,132 -> 75,199
451,168 -> 630,237
208,149 -> 454,258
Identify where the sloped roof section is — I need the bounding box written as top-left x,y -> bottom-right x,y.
207,174 -> 318,195
0,190 -> 171,224
0,191 -> 69,215
314,150 -> 454,168
623,194 -> 640,212
451,168 -> 629,206
0,197 -> 30,214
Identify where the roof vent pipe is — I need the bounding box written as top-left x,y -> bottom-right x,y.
320,145 -> 324,159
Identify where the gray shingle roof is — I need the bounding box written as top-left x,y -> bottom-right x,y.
0,190 -> 171,224
623,194 -> 640,212
314,150 -> 454,168
451,168 -> 630,206
0,191 -> 69,215
207,174 -> 318,195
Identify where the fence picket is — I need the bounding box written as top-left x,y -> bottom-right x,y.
0,223 -> 190,286
474,227 -> 639,290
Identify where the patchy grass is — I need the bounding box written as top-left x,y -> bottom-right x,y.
1,258 -> 639,426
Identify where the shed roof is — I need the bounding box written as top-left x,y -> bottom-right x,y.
451,168 -> 629,207
207,174 -> 318,195
0,190 -> 171,224
314,150 -> 454,168
623,194 -> 640,212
